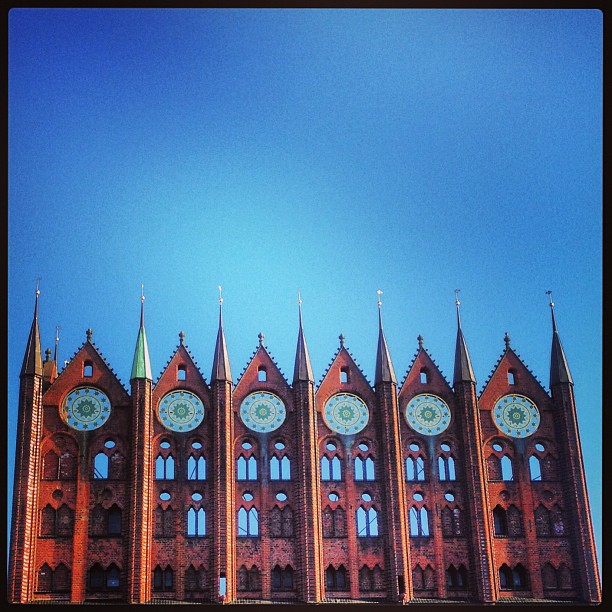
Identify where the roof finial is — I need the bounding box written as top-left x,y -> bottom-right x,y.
377,289 -> 383,308
546,290 -> 558,332
35,277 -> 41,296
417,334 -> 424,349
504,332 -> 511,349
258,332 -> 265,347
298,289 -> 302,306
298,289 -> 303,323
140,283 -> 146,327
179,331 -> 185,345
454,288 -> 462,326
218,285 -> 223,305
86,328 -> 93,342
339,333 -> 345,347
54,325 -> 61,362
45,348 -> 52,362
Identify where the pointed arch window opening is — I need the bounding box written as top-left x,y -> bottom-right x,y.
406,455 -> 426,481
154,565 -> 175,591
156,454 -> 175,480
356,506 -> 379,537
187,507 -> 206,537
409,506 -> 430,537
93,452 -> 109,479
501,455 -> 514,481
237,455 -> 258,481
270,454 -> 291,480
529,455 -> 542,481
354,455 -> 376,481
438,455 -> 456,481
188,455 -> 207,480
238,506 -> 259,537
321,455 -> 342,481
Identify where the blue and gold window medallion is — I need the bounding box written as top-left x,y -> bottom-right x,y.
405,394 -> 451,436
61,387 -> 111,431
492,394 -> 540,438
323,393 -> 369,435
158,390 -> 205,432
240,391 -> 286,433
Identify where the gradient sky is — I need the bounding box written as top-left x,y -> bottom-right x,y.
8,8 -> 602,569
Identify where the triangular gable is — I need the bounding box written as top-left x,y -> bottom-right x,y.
316,346 -> 375,407
234,344 -> 290,394
43,341 -> 131,406
398,347 -> 453,405
479,347 -> 550,409
154,343 -> 208,389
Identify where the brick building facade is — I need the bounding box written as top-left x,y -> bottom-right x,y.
8,289 -> 601,604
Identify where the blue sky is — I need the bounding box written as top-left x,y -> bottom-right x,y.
8,8 -> 602,570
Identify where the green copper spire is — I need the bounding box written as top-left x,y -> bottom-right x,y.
130,285 -> 152,381
21,280 -> 43,377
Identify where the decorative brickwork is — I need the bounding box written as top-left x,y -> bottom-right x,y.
9,294 -> 601,604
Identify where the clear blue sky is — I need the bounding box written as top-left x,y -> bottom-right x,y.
8,8 -> 602,570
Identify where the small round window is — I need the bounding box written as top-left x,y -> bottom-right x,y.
104,439 -> 116,449
413,492 -> 424,502
275,441 -> 285,450
535,443 -> 545,452
160,440 -> 171,450
492,443 -> 503,452
444,492 -> 455,502
361,492 -> 372,502
409,443 -> 420,452
191,492 -> 203,502
192,441 -> 202,450
326,442 -> 337,451
242,492 -> 254,502
328,492 -> 339,502
242,441 -> 253,450
160,492 -> 171,501
276,492 -> 287,502
358,443 -> 369,452
441,443 -> 451,452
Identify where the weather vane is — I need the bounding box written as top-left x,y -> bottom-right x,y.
454,289 -> 461,306
377,289 -> 383,307
298,289 -> 302,306
35,277 -> 41,295
545,290 -> 554,307
141,283 -> 145,303
218,285 -> 223,304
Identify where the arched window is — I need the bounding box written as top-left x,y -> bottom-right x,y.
177,365 -> 186,381
550,504 -> 565,535
446,564 -> 467,589
89,564 -> 105,591
321,455 -> 342,481
356,507 -> 379,537
106,564 -> 120,588
93,452 -> 109,479
558,564 -> 572,590
185,565 -> 207,594
507,504 -> 522,536
270,455 -> 291,480
512,564 -> 528,590
438,456 -> 456,481
83,361 -> 93,377
420,368 -> 428,384
155,454 -> 175,480
501,455 -> 513,481
326,565 -> 349,591
487,454 -> 502,480
271,565 -> 294,591
534,504 -> 551,536
43,451 -> 59,480
187,507 -> 206,537
409,506 -> 429,537
188,455 -> 206,480
237,565 -> 261,591
322,505 -> 346,538
107,505 -> 122,535
493,506 -> 508,536
340,367 -> 349,383
257,366 -> 267,382
529,455 -> 542,481
41,504 -> 56,536
54,563 -> 71,592
37,563 -> 53,592
56,504 -> 74,536
412,565 -> 425,591
153,565 -> 174,591
59,451 -> 76,479
542,563 -> 557,590
237,455 -> 258,480
499,564 -> 512,589
238,507 -> 259,537
406,455 -> 425,481
507,369 -> 516,385
354,456 -> 375,481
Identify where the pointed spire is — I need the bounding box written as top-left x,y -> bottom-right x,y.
374,290 -> 397,385
211,286 -> 232,382
21,279 -> 43,376
547,291 -> 573,386
293,291 -> 314,384
130,284 -> 152,381
53,325 -> 60,363
453,290 -> 476,385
